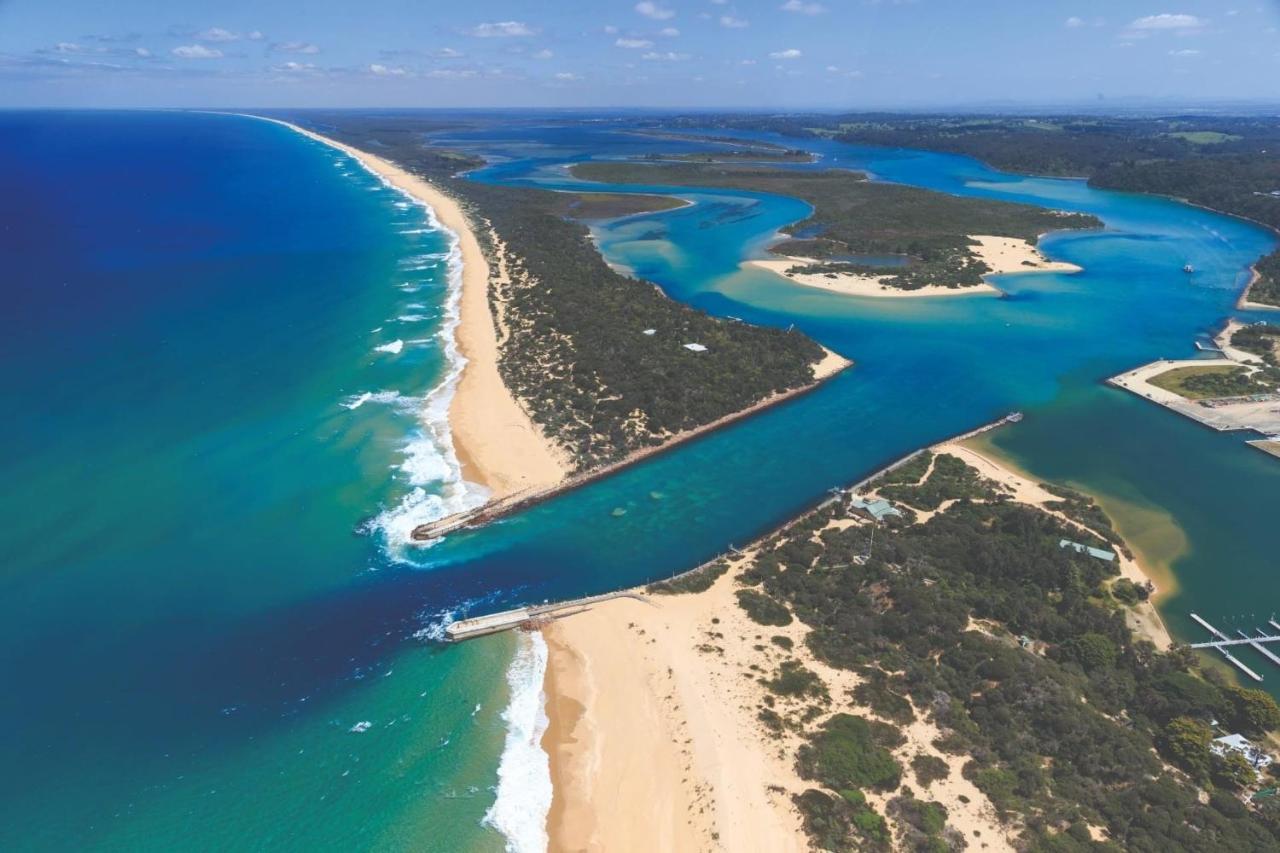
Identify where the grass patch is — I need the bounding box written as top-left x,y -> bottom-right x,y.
1148,364 -> 1272,399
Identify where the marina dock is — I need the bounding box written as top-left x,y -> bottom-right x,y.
1188,612 -> 1280,682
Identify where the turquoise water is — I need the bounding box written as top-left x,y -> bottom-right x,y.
4,112 -> 1278,850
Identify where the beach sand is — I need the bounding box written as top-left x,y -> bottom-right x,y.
748,233 -> 1080,299
538,437 -> 1172,852
1238,268 -> 1280,311
264,118 -> 569,499
541,555 -> 1019,852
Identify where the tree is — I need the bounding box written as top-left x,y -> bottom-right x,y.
1223,685 -> 1280,735
1061,632 -> 1118,671
1212,751 -> 1258,791
1161,717 -> 1214,781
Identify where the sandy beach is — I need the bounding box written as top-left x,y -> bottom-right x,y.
749,233 -> 1080,299
1237,268 -> 1280,311
263,118 -> 569,500
538,436 -> 1173,852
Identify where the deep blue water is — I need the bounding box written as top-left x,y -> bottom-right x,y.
3,111 -> 1279,850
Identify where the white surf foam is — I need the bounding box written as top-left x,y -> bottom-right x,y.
266,118 -> 487,564
395,314 -> 431,323
482,632 -> 552,853
341,390 -> 420,412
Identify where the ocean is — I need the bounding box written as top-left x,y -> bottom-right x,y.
3,110 -> 1279,850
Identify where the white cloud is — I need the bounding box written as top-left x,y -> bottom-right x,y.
273,61 -> 316,73
1065,16 -> 1085,28
781,0 -> 826,14
247,30 -> 265,41
272,41 -> 320,54
769,48 -> 802,59
469,21 -> 536,37
1168,48 -> 1201,55
171,44 -> 223,58
1128,13 -> 1206,30
435,47 -> 464,58
635,2 -> 676,20
54,42 -> 84,53
642,51 -> 689,61
604,25 -> 620,34
660,27 -> 680,36
426,68 -> 479,79
720,15 -> 749,28
197,27 -> 240,42
369,63 -> 409,76
554,71 -> 582,81
135,47 -> 151,57
532,48 -> 554,59
616,37 -> 655,48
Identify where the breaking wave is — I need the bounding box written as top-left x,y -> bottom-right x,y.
482,632 -> 551,853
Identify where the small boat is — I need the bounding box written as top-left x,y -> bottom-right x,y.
1183,264 -> 1195,273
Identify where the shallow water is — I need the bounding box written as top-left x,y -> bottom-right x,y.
4,111 -> 1278,850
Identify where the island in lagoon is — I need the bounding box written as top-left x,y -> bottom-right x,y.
571,160 -> 1099,298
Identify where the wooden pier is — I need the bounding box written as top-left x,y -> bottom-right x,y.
1188,612 -> 1279,682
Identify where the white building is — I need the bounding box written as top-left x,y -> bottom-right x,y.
1211,733 -> 1274,772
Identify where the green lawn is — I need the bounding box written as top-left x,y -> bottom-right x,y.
1148,364 -> 1259,399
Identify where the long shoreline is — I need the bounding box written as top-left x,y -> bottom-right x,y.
246,115 -> 852,545
250,116 -> 569,509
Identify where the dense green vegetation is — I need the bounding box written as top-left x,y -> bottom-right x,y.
573,161 -> 1098,291
732,454 -> 1280,850
655,112 -> 1280,306
1233,322 -> 1280,367
296,113 -> 831,471
877,452 -> 1001,510
543,191 -> 686,220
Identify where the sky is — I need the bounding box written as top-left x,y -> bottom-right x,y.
2,1 -> 1279,109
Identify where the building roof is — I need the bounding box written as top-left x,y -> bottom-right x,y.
850,496 -> 903,521
1059,539 -> 1116,562
683,343 -> 708,352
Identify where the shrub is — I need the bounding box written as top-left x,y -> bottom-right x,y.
798,713 -> 903,792
737,589 -> 793,626
911,754 -> 950,788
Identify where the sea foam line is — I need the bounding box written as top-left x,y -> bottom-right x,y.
483,631 -> 552,853
252,115 -> 488,562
